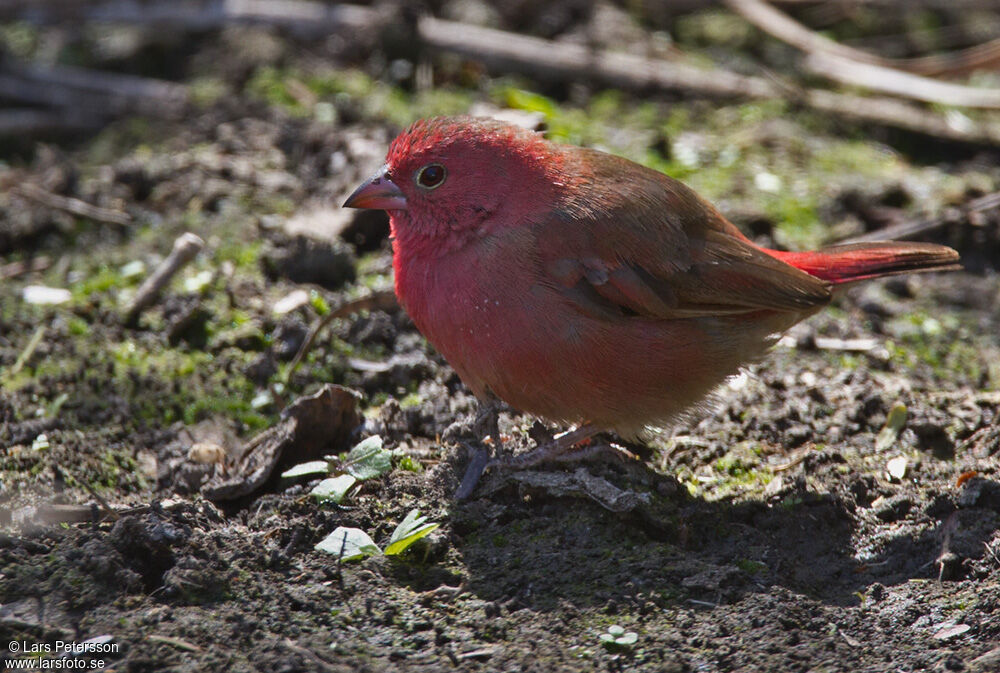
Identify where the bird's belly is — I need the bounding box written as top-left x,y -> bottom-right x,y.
396,240 -> 786,437
404,269 -> 768,437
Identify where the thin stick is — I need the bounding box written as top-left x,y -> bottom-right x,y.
0,256 -> 52,280
0,109 -> 98,135
417,17 -> 1000,146
54,464 -> 121,521
285,290 -> 398,381
725,0 -> 1000,76
846,190 -> 1000,243
123,232 -> 205,325
806,52 -> 1000,109
725,0 -> 1000,108
8,0 -> 1000,144
15,184 -> 132,227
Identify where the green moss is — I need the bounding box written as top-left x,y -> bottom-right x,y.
0,22 -> 40,59
246,66 -> 474,127
246,66 -> 308,114
189,76 -> 229,107
216,238 -> 263,271
85,118 -> 158,165
737,559 -> 768,574
71,264 -> 130,300
399,392 -> 423,410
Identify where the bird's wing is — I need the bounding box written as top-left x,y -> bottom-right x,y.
537,151 -> 832,321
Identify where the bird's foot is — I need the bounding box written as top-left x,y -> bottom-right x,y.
455,423 -> 603,500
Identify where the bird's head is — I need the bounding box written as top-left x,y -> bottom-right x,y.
344,116 -> 569,251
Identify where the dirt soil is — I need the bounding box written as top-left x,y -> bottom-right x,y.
2,4 -> 1000,672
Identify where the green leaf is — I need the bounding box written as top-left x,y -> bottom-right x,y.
280,460 -> 330,479
600,625 -> 638,650
342,435 -> 391,481
314,526 -> 380,561
875,402 -> 908,451
385,509 -> 439,556
310,475 -> 357,503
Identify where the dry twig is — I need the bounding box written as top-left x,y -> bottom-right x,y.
806,52 -> 1000,109
846,190 -> 1000,243
286,290 -> 398,381
419,15 -> 1000,145
0,256 -> 52,280
726,0 -> 1000,108
15,183 -> 132,227
7,0 -> 1000,144
123,232 -> 205,325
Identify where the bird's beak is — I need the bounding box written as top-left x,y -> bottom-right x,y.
343,166 -> 407,210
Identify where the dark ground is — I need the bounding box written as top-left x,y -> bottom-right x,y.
1,2 -> 1000,671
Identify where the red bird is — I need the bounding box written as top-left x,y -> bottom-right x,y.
345,116 -> 960,495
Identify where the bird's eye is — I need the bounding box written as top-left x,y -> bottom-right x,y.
415,163 -> 447,190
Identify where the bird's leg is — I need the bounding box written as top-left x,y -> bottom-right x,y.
455,398 -> 503,500
455,422 -> 601,500
473,396 -> 504,453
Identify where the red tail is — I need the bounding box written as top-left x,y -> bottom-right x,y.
768,241 -> 961,285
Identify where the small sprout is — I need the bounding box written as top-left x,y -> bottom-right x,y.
737,559 -> 767,574
875,402 -> 907,451
600,625 -> 638,651
310,290 -> 330,316
280,460 -> 329,479
339,435 -> 392,481
311,474 -> 357,503
384,509 -> 439,556
283,435 -> 392,505
315,527 -> 380,561
31,433 -> 50,451
396,454 -> 423,473
315,511 -> 441,561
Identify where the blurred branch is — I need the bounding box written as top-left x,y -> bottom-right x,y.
6,0 -> 1000,145
14,183 -> 133,227
418,16 -> 1000,146
901,39 -> 1000,78
0,0 -> 375,35
846,191 -> 1000,244
726,0 -> 1000,107
767,0 -> 1000,6
805,52 -> 1000,108
724,0 -> 884,65
0,109 -> 96,134
0,60 -> 189,119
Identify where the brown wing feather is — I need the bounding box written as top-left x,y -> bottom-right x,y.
538,150 -> 832,320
